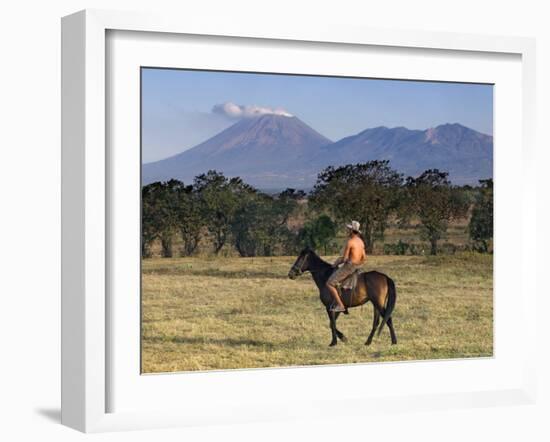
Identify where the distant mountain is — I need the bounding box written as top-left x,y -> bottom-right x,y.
312,123 -> 493,185
142,117 -> 493,189
142,114 -> 331,189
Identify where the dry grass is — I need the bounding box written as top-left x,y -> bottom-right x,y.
141,253 -> 493,373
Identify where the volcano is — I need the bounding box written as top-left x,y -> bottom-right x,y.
142,114 -> 332,189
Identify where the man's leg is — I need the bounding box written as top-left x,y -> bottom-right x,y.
326,267 -> 347,312
327,283 -> 345,310
326,263 -> 353,313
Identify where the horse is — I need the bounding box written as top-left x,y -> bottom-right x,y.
288,247 -> 397,347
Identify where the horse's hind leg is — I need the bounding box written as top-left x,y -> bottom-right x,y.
373,293 -> 397,345
365,308 -> 380,346
387,317 -> 397,345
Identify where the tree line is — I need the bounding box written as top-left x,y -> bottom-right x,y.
142,161 -> 493,258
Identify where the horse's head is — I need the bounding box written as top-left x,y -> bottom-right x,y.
288,247 -> 314,279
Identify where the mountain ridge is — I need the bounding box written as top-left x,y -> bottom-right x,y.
142,115 -> 493,188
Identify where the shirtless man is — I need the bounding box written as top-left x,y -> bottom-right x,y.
326,220 -> 367,312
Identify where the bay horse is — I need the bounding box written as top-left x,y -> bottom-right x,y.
288,247 -> 397,347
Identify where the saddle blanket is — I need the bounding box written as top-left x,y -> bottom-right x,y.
340,268 -> 364,292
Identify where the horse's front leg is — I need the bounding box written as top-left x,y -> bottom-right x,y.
326,308 -> 341,346
326,310 -> 347,343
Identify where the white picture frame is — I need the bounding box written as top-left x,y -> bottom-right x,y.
61,9 -> 537,433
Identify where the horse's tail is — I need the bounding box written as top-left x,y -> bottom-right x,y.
377,276 -> 396,336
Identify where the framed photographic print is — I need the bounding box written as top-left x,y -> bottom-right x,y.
140,68 -> 494,371
61,9 -> 537,432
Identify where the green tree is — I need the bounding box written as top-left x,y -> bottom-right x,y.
194,170 -> 255,254
141,180 -> 180,258
231,189 -> 299,257
298,214 -> 337,255
310,160 -> 403,253
158,179 -> 182,257
173,183 -> 203,256
405,169 -> 469,255
263,190 -> 301,256
278,188 -> 306,201
231,193 -> 274,257
469,178 -> 493,253
141,184 -> 159,258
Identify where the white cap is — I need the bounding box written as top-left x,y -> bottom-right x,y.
346,220 -> 360,232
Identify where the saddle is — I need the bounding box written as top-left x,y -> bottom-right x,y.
337,269 -> 364,306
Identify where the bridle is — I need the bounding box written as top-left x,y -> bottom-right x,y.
289,252 -> 308,277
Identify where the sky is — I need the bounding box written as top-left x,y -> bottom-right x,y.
142,68 -> 493,163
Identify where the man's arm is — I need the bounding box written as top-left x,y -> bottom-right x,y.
342,240 -> 352,263
333,241 -> 352,267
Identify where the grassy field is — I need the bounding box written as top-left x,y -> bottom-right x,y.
141,253 -> 493,373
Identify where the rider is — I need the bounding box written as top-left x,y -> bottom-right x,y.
326,220 -> 367,312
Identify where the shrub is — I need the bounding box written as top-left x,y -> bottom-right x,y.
383,240 -> 410,255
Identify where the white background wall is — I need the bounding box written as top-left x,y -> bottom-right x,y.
0,1 -> 548,441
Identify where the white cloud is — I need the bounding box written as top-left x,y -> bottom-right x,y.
212,102 -> 293,119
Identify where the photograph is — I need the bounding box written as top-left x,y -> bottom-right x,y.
140,68 -> 494,373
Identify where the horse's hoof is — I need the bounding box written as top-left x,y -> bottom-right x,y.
339,335 -> 348,343
329,341 -> 337,347
365,340 -> 372,346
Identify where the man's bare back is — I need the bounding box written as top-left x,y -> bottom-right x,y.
343,235 -> 366,265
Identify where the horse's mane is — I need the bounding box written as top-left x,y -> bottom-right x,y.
306,248 -> 332,272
